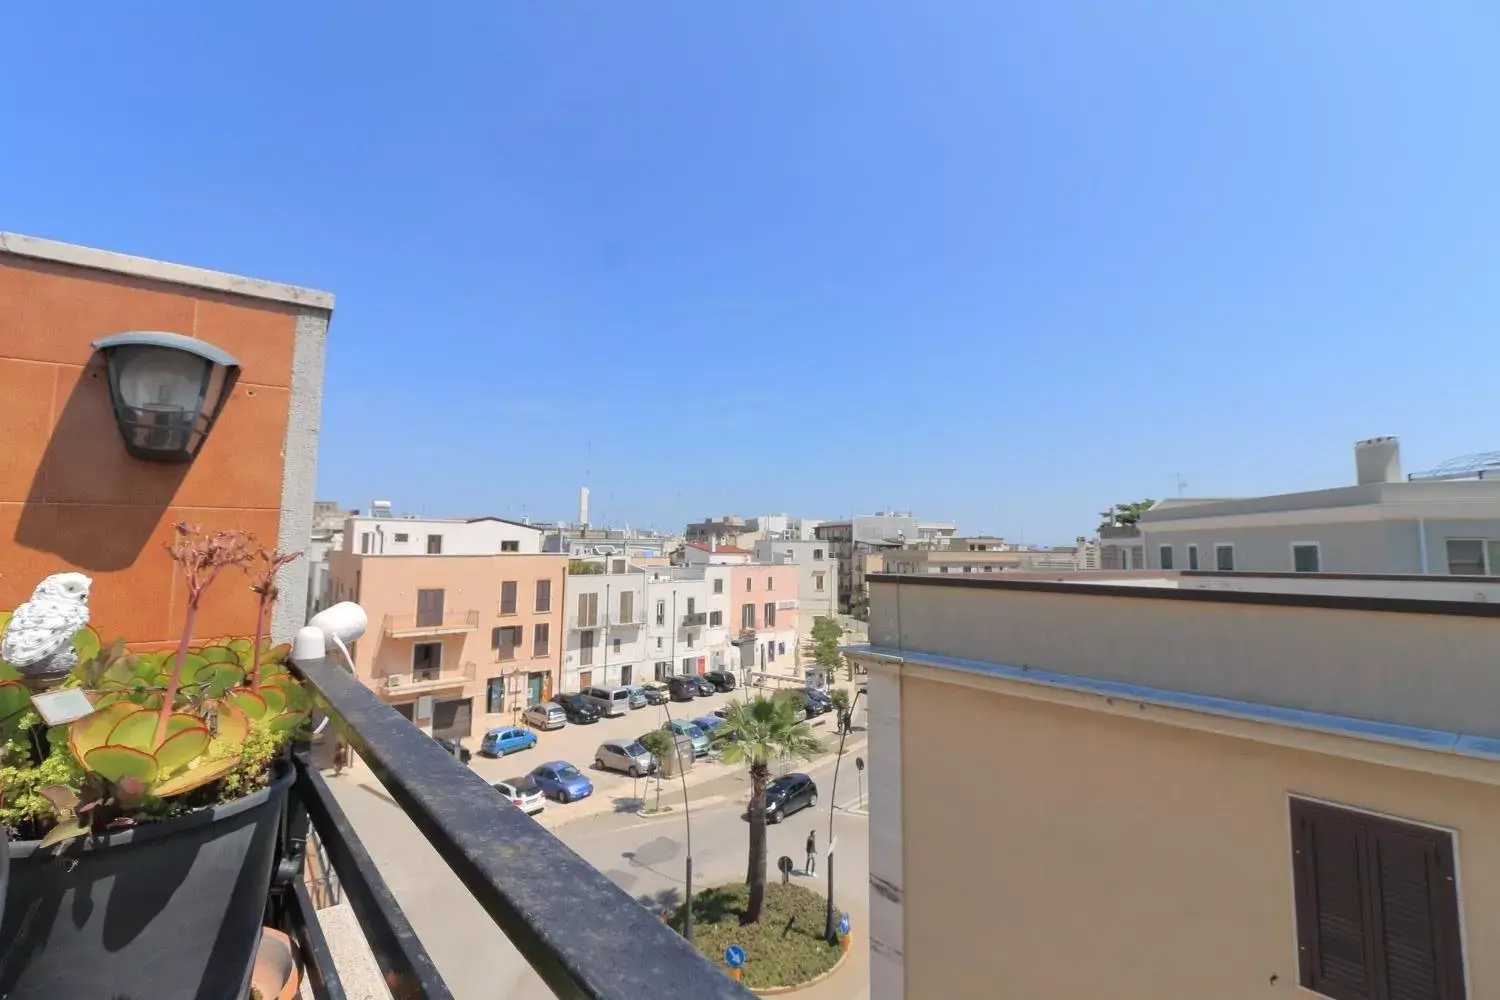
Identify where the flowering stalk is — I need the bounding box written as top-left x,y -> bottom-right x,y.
249,548 -> 302,692
157,523 -> 253,746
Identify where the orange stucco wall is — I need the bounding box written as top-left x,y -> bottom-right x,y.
0,254 -> 300,644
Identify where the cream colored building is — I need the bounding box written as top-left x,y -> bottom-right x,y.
847,569 -> 1500,1000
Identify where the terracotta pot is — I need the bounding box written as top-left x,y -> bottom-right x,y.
249,927 -> 300,1000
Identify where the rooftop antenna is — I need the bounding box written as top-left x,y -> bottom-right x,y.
1173,473 -> 1188,497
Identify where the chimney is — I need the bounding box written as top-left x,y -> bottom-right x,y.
1354,436 -> 1402,485
710,536 -> 717,553
579,486 -> 590,528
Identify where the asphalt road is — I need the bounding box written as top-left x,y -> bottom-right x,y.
326,711 -> 872,999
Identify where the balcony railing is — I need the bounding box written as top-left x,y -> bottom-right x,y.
382,609 -> 480,637
681,611 -> 708,627
383,660 -> 476,693
277,654 -> 749,998
566,610 -> 644,631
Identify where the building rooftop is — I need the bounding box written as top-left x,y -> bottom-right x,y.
684,541 -> 750,554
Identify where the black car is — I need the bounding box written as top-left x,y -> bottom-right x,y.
691,675 -> 717,697
762,773 -> 818,824
803,690 -> 836,717
640,683 -> 670,706
704,670 -> 737,692
667,676 -> 699,702
433,737 -> 472,764
558,694 -> 602,724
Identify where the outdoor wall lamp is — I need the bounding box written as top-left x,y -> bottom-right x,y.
91,332 -> 241,462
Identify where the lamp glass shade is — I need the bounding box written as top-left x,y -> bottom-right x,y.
94,335 -> 240,462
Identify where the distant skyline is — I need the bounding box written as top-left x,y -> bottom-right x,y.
4,3 -> 1497,543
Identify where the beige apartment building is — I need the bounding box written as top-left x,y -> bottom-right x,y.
326,550 -> 567,740
847,569 -> 1500,1000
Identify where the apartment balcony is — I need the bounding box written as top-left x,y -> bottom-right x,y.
681,611 -> 708,627
732,628 -> 758,645
382,609 -> 480,637
382,660 -> 476,694
566,610 -> 645,631
276,655 -> 746,998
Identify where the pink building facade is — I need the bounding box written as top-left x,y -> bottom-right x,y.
728,562 -> 801,678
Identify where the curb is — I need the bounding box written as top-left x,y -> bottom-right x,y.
747,934 -> 851,996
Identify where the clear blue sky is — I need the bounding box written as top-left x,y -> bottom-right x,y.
5,3 -> 1497,542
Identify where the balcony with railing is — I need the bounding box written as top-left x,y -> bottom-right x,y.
566,609 -> 645,631
276,654 -> 748,998
382,660 -> 476,694
681,611 -> 708,628
382,609 -> 480,637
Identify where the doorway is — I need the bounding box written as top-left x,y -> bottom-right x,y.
431,698 -> 472,740
393,702 -> 415,721
528,672 -> 545,705
579,670 -> 593,689
416,589 -> 445,627
413,642 -> 442,681
620,664 -> 632,686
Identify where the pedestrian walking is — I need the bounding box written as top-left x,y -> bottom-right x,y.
805,829 -> 817,875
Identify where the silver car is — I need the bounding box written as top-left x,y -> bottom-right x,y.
523,702 -> 567,730
594,739 -> 656,777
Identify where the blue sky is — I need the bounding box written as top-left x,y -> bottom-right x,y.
5,3 -> 1498,542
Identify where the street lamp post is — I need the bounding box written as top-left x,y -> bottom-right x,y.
824,686 -> 863,942
664,589 -> 695,944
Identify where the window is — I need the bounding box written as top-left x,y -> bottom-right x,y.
360,532 -> 373,554
579,630 -> 595,666
656,637 -> 663,649
493,625 -> 523,660
655,600 -> 666,626
486,677 -> 503,714
1290,797 -> 1465,999
499,581 -> 517,615
1158,545 -> 1174,570
746,578 -> 752,592
814,572 -> 825,591
767,576 -> 774,590
686,632 -> 694,648
426,535 -> 443,554
500,540 -> 519,552
394,533 -> 409,543
655,661 -> 672,682
412,641 -> 442,679
713,578 -> 723,594
764,603 -> 776,628
1214,544 -> 1235,571
686,597 -> 696,616
778,641 -> 786,655
415,589 -> 445,627
612,637 -> 621,653
535,579 -> 551,613
963,566 -> 972,573
1188,544 -> 1199,571
1445,538 -> 1500,576
612,559 -> 626,574
1292,543 -> 1321,573
814,549 -> 824,560
681,657 -> 695,674
533,623 -> 549,658
767,641 -> 776,662
741,603 -> 756,629
709,610 -> 722,627
940,566 -> 949,574
619,590 -> 634,624
577,592 -> 598,628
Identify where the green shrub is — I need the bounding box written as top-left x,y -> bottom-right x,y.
668,882 -> 842,989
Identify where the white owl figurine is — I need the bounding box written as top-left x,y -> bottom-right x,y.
2,572 -> 92,689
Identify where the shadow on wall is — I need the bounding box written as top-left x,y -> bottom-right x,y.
13,354 -> 186,571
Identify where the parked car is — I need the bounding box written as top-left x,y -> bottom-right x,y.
639,683 -> 669,706
621,685 -> 649,709
480,726 -> 538,758
712,705 -> 731,720
803,690 -> 836,717
558,694 -> 602,724
594,740 -> 656,777
492,776 -> 546,816
691,675 -> 717,697
432,737 -> 471,764
762,772 -> 819,824
704,670 -> 737,692
692,715 -> 726,737
663,719 -> 710,757
528,761 -> 594,803
580,684 -> 633,718
522,702 -> 567,730
667,676 -> 699,702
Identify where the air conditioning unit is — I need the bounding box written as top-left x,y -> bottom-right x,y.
387,673 -> 409,689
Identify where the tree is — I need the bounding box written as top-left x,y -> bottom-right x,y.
1099,499 -> 1156,528
828,687 -> 852,732
713,693 -> 824,924
638,730 -> 677,812
566,559 -> 605,575
806,616 -> 843,677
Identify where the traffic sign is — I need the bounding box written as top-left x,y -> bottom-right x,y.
724,945 -> 746,969
855,756 -> 865,771
838,912 -> 851,936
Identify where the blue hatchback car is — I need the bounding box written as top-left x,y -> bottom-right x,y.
529,761 -> 594,803
691,715 -> 725,736
480,726 -> 538,758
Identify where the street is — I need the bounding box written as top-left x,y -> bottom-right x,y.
321,684 -> 872,999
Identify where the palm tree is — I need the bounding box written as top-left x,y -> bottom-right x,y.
714,693 -> 825,924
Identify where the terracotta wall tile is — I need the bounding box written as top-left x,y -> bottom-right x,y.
0,360 -> 56,503
0,502 -> 71,615
0,259 -> 196,367
193,294 -> 298,388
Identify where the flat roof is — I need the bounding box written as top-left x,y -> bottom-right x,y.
0,231 -> 334,310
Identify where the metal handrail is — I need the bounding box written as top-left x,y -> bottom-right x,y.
382,610 -> 480,633
286,655 -> 748,999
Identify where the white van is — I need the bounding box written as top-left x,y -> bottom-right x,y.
579,685 -> 632,718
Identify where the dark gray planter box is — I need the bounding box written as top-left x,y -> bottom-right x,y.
0,768 -> 292,1000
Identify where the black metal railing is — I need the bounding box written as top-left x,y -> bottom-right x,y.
270,654 -> 749,1000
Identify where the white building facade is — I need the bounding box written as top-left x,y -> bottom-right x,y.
559,571 -> 649,690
